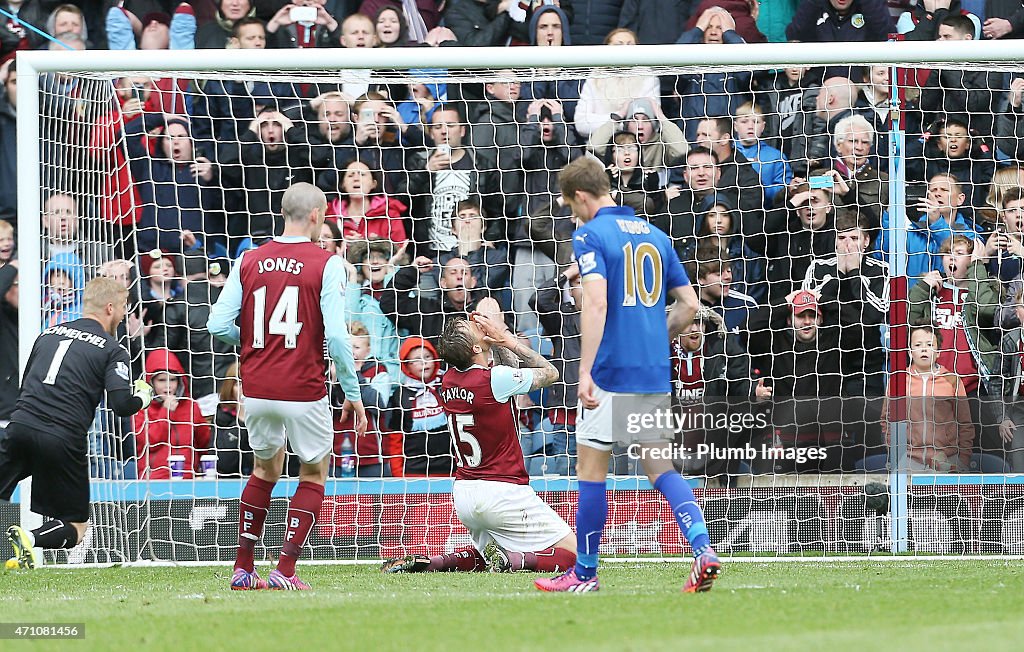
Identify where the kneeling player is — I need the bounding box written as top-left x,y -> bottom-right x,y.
381,313 -> 576,574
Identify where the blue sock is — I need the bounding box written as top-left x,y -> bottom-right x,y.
574,480 -> 607,579
654,471 -> 711,556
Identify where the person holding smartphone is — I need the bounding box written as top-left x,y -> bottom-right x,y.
265,0 -> 341,49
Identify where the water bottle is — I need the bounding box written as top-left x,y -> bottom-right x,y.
340,435 -> 356,478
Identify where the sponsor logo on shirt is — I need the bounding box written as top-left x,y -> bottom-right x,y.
578,251 -> 597,275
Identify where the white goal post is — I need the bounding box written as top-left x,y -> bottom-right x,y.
13,39 -> 1024,564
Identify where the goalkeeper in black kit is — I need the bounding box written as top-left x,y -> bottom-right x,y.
0,277 -> 155,568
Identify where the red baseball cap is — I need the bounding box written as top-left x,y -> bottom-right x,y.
789,290 -> 820,315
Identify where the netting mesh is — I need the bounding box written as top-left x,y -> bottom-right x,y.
16,56 -> 1024,563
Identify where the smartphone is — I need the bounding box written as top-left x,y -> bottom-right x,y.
129,84 -> 145,102
808,175 -> 834,190
436,144 -> 451,157
359,107 -> 376,123
289,5 -> 317,23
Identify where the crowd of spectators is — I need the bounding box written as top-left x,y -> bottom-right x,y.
4,0 -> 1024,479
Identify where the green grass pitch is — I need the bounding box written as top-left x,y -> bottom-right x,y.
2,561 -> 1022,651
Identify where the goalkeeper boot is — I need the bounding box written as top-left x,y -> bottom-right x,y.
266,569 -> 311,591
230,568 -> 266,591
7,526 -> 41,570
682,549 -> 721,594
533,568 -> 599,593
380,554 -> 431,573
482,543 -> 511,573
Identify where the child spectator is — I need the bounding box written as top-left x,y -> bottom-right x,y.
881,325 -> 974,472
909,235 -> 1001,453
343,238 -> 404,378
138,250 -> 184,349
214,362 -> 253,477
326,158 -> 408,244
997,286 -> 1024,471
396,76 -> 445,128
133,348 -> 212,479
391,336 -> 454,476
605,130 -> 664,217
733,100 -> 792,208
331,321 -> 391,477
0,219 -> 14,264
42,253 -> 84,329
755,66 -> 813,156
588,97 -> 688,183
687,250 -> 761,337
685,195 -> 767,303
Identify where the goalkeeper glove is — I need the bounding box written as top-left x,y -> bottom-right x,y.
133,378 -> 155,409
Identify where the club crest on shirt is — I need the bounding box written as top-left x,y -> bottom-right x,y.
852,13 -> 865,28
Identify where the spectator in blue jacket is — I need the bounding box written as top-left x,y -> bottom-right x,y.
785,0 -> 892,43
733,100 -> 793,208
876,172 -> 983,282
124,114 -> 223,253
675,6 -> 751,141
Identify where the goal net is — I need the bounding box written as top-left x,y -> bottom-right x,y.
9,42 -> 1024,564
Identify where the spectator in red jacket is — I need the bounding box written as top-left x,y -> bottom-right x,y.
88,77 -> 164,258
326,158 -> 409,245
133,348 -> 212,479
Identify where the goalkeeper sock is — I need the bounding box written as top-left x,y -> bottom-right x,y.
31,520 -> 78,549
574,480 -> 607,580
654,471 -> 711,556
236,475 -> 274,572
508,547 -> 576,572
427,546 -> 486,572
277,481 -> 325,577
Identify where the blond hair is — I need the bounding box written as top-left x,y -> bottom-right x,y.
82,276 -> 128,314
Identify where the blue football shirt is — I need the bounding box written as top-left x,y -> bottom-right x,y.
573,205 -> 690,393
